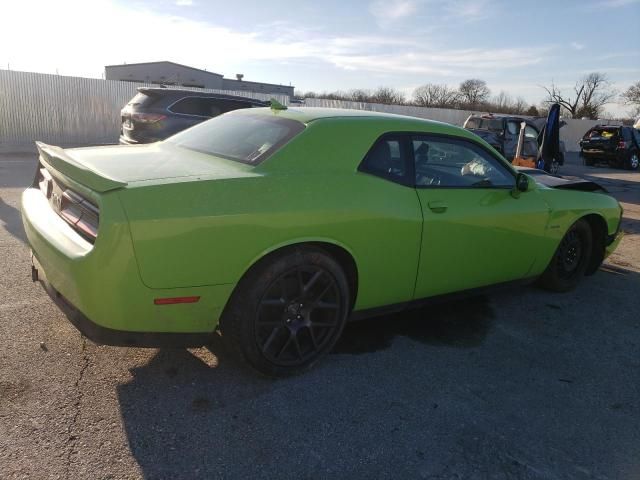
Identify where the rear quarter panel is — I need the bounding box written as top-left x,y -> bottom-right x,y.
118,119 -> 427,310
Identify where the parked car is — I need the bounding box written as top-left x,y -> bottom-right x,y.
119,87 -> 269,145
463,113 -> 565,173
23,107 -> 622,376
579,125 -> 640,170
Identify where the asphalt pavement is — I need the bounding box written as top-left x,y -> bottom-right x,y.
1,152 -> 639,479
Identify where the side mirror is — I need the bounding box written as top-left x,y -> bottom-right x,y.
511,172 -> 530,198
516,173 -> 529,192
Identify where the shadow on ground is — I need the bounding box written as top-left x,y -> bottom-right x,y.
118,265 -> 640,479
114,274 -> 640,478
334,295 -> 493,354
115,296 -> 498,478
0,196 -> 27,243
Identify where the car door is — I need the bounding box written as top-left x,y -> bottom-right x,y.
411,134 -> 550,299
505,120 -> 539,159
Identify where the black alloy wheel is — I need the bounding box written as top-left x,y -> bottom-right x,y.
255,266 -> 342,367
555,228 -> 584,280
220,247 -> 350,377
538,219 -> 593,292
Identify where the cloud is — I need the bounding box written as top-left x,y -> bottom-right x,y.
369,0 -> 419,25
175,0 -> 193,5
443,0 -> 493,21
0,0 -> 548,81
570,42 -> 585,50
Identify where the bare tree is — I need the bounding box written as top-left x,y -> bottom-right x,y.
346,89 -> 372,102
458,79 -> 490,108
542,73 -> 616,119
413,83 -> 458,108
526,105 -> 539,116
622,81 -> 640,116
513,97 -> 528,115
369,86 -> 405,105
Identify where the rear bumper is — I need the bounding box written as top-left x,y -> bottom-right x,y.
119,134 -> 159,145
21,186 -> 234,344
581,150 -> 623,162
32,255 -> 211,347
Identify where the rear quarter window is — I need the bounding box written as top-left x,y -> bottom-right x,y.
166,112 -> 305,165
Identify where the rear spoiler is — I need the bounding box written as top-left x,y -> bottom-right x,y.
35,142 -> 127,193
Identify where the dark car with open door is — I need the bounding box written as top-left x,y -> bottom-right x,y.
464,113 -> 566,173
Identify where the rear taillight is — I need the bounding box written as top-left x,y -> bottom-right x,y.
38,168 -> 53,198
59,189 -> 99,241
35,164 -> 100,243
617,140 -> 626,149
131,113 -> 166,124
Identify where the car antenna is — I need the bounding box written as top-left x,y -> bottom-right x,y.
270,98 -> 287,111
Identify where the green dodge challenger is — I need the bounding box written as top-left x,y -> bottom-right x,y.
21,107 -> 623,376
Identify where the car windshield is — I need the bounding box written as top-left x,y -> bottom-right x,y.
466,117 -> 503,132
166,112 -> 305,165
587,128 -> 618,139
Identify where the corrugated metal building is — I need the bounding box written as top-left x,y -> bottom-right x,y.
104,61 -> 294,98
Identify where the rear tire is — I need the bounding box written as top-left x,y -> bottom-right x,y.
219,247 -> 350,377
538,219 -> 593,292
626,152 -> 639,171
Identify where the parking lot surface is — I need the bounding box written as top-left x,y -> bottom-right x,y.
1,152 -> 639,479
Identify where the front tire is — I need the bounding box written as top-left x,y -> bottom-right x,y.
220,247 -> 350,377
538,219 -> 593,292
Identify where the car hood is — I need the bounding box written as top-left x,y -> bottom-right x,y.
516,167 -> 607,193
65,142 -> 258,185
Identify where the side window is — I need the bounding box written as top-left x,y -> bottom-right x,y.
359,136 -> 407,185
622,128 -> 632,141
203,99 -> 222,117
633,129 -> 640,145
506,121 -> 519,135
217,100 -> 252,114
170,97 -> 208,116
413,136 -> 514,188
524,125 -> 538,139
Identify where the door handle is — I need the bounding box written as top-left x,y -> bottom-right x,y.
427,201 -> 448,213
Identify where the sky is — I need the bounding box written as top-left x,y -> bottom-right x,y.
1,0 -> 639,116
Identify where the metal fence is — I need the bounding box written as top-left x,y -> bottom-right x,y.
0,69 -> 289,152
0,69 -> 621,153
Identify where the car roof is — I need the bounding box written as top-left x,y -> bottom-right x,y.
137,87 -> 269,105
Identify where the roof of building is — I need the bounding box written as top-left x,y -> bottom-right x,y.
223,77 -> 292,89
104,61 -> 223,77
